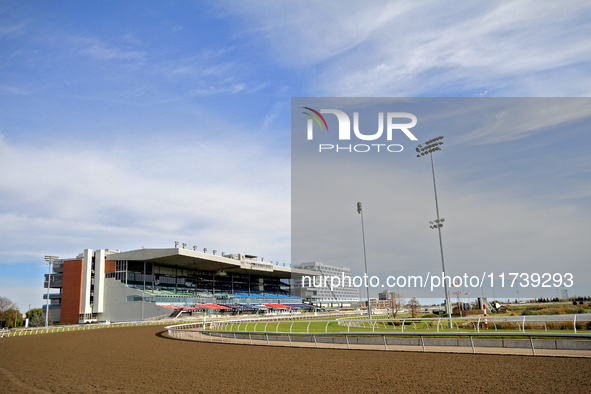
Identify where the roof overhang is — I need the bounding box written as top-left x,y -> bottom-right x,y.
107,248 -> 319,279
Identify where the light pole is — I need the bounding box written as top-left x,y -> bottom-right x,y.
44,255 -> 58,327
416,136 -> 452,328
357,202 -> 372,320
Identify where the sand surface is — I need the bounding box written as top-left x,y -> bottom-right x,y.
0,325 -> 589,393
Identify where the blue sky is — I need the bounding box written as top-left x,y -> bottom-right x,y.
1,1 -> 590,310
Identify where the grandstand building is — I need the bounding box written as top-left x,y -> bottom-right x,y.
291,262 -> 360,308
43,247 -> 318,324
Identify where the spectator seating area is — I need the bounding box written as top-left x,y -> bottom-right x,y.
127,284 -> 301,300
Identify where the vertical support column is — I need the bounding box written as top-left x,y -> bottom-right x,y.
574,315 -> 577,333
93,249 -> 106,314
141,261 -> 146,321
80,249 -> 93,320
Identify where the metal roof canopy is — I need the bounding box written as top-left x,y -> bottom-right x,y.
108,248 -> 319,279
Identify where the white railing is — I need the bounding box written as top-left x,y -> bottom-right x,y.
336,314 -> 591,334
0,319 -> 182,338
165,323 -> 591,356
0,311 -> 362,338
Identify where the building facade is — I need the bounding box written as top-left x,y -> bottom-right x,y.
44,247 -> 317,324
291,262 -> 360,307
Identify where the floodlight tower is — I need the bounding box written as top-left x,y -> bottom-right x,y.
416,136 -> 452,328
357,201 -> 372,320
44,255 -> 59,327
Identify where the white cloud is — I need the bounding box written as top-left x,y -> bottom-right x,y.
0,133 -> 291,265
225,1 -> 591,96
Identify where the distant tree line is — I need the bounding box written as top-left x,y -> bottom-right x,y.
535,296 -> 590,303
0,296 -> 52,328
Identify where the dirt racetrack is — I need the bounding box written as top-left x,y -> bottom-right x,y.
0,325 -> 589,393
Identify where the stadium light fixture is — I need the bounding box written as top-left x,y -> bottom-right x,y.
44,255 -> 59,327
417,136 -> 453,329
357,201 -> 372,320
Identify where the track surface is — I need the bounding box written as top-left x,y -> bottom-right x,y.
0,325 -> 589,393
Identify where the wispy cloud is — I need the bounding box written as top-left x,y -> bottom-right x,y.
72,36 -> 146,62
0,85 -> 29,95
456,99 -> 591,144
225,1 -> 591,96
0,21 -> 29,37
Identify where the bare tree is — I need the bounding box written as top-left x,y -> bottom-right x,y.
408,297 -> 421,318
390,292 -> 406,318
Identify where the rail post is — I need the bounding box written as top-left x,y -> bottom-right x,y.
574,315 -> 577,334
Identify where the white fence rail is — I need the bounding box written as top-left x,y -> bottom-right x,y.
336,314 -> 591,334
0,311 -> 362,338
0,320 -> 176,338
165,323 -> 591,356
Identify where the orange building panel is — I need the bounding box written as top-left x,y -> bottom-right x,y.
105,260 -> 116,274
61,259 -> 83,324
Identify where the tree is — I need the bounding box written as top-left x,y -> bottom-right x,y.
0,296 -> 18,328
27,308 -> 45,327
389,292 -> 406,318
408,297 -> 421,318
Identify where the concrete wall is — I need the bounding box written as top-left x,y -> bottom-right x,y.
228,334 -> 591,350
101,278 -> 172,322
